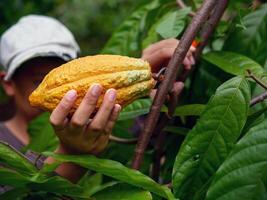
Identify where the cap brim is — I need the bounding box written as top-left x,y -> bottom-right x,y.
4,44 -> 78,80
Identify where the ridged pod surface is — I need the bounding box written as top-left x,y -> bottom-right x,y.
29,55 -> 155,113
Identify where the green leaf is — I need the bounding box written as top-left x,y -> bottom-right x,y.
206,117 -> 267,200
161,104 -> 205,116
164,126 -> 190,136
78,172 -> 116,196
172,76 -> 251,200
242,106 -> 267,134
156,8 -> 190,39
0,188 -> 29,200
0,142 -> 89,198
0,141 -> 38,175
92,183 -> 152,200
29,176 -> 88,198
0,167 -> 30,187
224,4 -> 267,65
101,0 -> 162,56
43,152 -> 176,200
202,51 -> 263,76
118,99 -> 152,121
26,112 -> 58,153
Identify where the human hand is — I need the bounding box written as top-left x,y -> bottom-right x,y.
49,84 -> 121,155
141,38 -> 196,73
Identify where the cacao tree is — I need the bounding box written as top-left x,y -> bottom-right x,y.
1,0 -> 267,199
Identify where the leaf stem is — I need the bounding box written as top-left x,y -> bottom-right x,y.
247,69 -> 267,90
109,135 -> 137,144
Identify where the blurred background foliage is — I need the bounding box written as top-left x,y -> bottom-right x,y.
0,0 -> 145,55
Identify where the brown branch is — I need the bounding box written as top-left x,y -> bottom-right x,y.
150,0 -> 229,179
151,129 -> 167,181
247,70 -> 267,90
250,91 -> 267,107
132,0 -> 219,170
176,0 -> 196,17
178,0 -> 229,83
194,0 -> 229,61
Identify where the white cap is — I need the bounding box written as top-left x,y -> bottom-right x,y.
0,15 -> 80,80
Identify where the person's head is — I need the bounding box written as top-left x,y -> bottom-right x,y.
0,15 -> 80,121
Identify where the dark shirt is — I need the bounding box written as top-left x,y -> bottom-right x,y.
0,123 -> 24,150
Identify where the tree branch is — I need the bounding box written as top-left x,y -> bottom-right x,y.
194,0 -> 229,61
132,0 -> 219,170
250,91 -> 267,107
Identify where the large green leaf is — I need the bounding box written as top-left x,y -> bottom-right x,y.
205,117 -> 267,200
101,0 -> 162,56
156,8 -> 190,39
78,172 -> 116,197
0,188 -> 29,200
0,141 -> 38,175
92,183 -> 152,200
172,76 -> 251,200
202,51 -> 263,76
28,176 -> 88,198
0,142 -> 90,198
0,168 -> 30,187
224,4 -> 267,65
118,99 -> 152,121
43,152 -> 176,200
26,112 -> 58,153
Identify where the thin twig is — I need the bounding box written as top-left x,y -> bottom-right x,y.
152,129 -> 167,181
250,91 -> 267,107
109,135 -> 137,144
176,0 -> 196,17
194,0 -> 229,61
247,70 -> 267,90
132,0 -> 219,170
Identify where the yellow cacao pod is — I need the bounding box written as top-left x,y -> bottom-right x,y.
29,55 -> 155,113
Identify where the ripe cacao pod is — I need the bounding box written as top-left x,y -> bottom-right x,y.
29,55 -> 155,113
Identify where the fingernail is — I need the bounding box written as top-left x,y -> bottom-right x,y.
114,104 -> 121,113
66,90 -> 77,100
91,84 -> 101,97
107,89 -> 116,101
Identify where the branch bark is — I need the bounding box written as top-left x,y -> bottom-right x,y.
250,91 -> 267,107
150,0 -> 229,179
132,0 -> 219,170
194,0 -> 229,61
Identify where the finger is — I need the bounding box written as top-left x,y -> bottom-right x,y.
89,89 -> 117,131
189,55 -> 196,65
190,46 -> 196,53
143,47 -> 176,73
71,84 -> 102,127
149,89 -> 157,99
90,133 -> 110,155
105,104 -> 121,133
50,90 -> 77,128
183,57 -> 192,71
183,57 -> 191,66
172,82 -> 184,94
142,38 -> 179,58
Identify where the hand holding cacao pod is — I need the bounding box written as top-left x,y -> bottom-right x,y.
29,55 -> 155,113
29,55 -> 155,154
